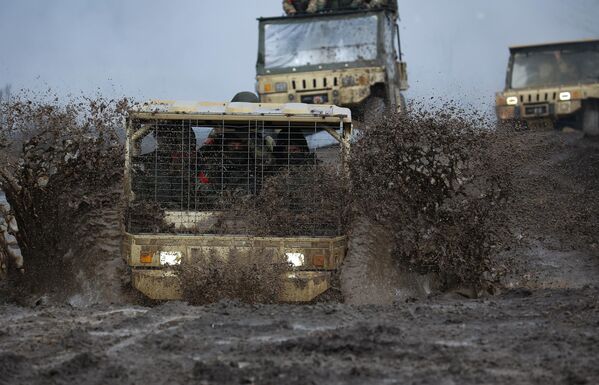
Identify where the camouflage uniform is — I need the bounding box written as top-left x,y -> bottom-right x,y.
328,0 -> 395,10
327,0 -> 355,10
283,0 -> 327,15
366,0 -> 396,9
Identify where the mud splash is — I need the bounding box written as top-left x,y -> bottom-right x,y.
215,165 -> 350,237
346,103 -> 511,301
1,94 -> 597,307
0,94 -> 129,304
176,248 -> 289,305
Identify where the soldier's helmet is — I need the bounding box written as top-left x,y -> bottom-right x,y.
231,92 -> 259,103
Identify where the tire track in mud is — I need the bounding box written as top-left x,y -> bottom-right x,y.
1,288 -> 598,385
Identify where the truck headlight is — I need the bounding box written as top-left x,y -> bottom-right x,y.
285,253 -> 305,267
160,251 -> 182,266
275,82 -> 288,92
559,92 -> 571,101
506,96 -> 518,106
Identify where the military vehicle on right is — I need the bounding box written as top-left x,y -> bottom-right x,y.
496,39 -> 599,135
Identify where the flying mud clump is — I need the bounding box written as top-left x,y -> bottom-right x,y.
215,165 -> 350,237
175,248 -> 289,305
177,165 -> 349,304
350,103 -> 511,291
0,95 -> 128,302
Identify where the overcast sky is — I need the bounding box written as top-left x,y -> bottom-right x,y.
1,0 -> 598,111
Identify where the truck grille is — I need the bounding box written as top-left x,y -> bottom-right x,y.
126,118 -> 345,237
292,77 -> 336,91
520,91 -> 558,104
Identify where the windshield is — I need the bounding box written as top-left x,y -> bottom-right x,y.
510,46 -> 599,89
263,15 -> 379,70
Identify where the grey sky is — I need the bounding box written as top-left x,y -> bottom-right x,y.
1,0 -> 598,109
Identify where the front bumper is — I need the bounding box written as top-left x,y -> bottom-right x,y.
124,233 -> 346,302
257,67 -> 386,107
497,100 -> 582,121
131,269 -> 332,302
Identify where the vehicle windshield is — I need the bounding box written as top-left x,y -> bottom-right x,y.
510,45 -> 599,89
263,15 -> 379,70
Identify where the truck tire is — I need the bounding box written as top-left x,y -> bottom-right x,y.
582,100 -> 599,137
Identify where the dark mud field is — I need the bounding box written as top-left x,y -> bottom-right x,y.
1,129 -> 599,384
1,288 -> 598,385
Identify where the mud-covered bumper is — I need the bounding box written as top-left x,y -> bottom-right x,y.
123,233 -> 346,302
257,67 -> 386,107
496,100 -> 582,122
131,269 -> 332,302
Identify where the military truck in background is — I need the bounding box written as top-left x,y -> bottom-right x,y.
496,39 -> 599,135
256,1 -> 408,118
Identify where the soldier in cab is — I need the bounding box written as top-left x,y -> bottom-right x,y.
282,0 -> 393,15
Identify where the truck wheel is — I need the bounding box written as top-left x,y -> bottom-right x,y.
582,100 -> 599,137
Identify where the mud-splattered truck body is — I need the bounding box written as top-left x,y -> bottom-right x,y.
256,6 -> 408,114
123,101 -> 351,301
496,39 -> 599,134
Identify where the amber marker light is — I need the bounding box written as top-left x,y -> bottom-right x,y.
140,252 -> 153,264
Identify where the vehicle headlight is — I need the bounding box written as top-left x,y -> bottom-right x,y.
506,96 -> 518,106
559,91 -> 571,101
160,251 -> 182,266
341,76 -> 355,87
285,253 -> 305,268
275,82 -> 288,92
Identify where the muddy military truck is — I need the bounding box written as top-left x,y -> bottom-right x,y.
496,39 -> 599,135
256,1 -> 408,118
123,100 -> 352,302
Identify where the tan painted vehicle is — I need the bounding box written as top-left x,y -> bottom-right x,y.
496,39 -> 599,135
123,100 -> 352,302
256,3 -> 408,117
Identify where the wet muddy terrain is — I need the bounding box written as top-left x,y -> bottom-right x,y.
0,287 -> 598,385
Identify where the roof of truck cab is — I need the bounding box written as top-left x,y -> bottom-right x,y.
129,100 -> 352,124
509,38 -> 599,53
258,8 -> 393,22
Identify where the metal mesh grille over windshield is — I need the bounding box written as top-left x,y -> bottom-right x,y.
126,118 -> 346,237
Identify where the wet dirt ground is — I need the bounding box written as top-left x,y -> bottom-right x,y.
1,130 -> 599,384
1,288 -> 598,385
